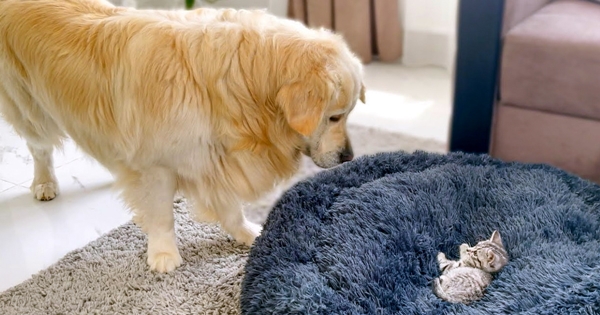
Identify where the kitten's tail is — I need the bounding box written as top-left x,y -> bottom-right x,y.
432,277 -> 475,305
432,278 -> 448,300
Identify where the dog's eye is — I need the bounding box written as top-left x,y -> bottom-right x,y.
329,115 -> 342,122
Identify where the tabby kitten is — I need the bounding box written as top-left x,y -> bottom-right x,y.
432,230 -> 509,304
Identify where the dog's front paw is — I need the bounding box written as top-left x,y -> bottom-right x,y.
148,250 -> 182,273
31,182 -> 59,201
234,221 -> 262,247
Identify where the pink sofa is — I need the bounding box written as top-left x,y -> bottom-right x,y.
490,0 -> 600,182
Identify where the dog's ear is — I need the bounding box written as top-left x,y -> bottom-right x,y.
359,82 -> 366,104
276,80 -> 330,137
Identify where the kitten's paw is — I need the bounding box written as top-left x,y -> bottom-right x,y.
437,253 -> 452,272
32,182 -> 59,201
148,250 -> 182,273
459,243 -> 469,252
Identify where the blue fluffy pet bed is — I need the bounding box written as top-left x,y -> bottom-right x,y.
241,151 -> 600,314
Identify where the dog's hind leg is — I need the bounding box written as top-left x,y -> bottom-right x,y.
0,84 -> 63,201
118,167 -> 182,273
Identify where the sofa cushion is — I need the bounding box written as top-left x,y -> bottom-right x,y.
491,102 -> 600,182
501,0 -> 600,120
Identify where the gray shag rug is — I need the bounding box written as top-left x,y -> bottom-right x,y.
0,125 -> 445,315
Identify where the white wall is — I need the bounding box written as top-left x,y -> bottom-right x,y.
400,0 -> 458,72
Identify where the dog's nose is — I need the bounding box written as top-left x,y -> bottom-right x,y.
339,148 -> 354,163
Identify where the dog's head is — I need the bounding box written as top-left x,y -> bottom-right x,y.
276,35 -> 365,168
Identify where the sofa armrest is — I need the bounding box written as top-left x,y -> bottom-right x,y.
502,0 -> 553,35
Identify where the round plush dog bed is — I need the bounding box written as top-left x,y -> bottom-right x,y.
241,151 -> 600,314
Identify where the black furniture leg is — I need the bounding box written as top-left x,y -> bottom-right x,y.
449,0 -> 505,153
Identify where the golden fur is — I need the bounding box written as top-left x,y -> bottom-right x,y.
0,0 -> 365,272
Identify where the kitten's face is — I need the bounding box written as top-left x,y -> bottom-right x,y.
466,230 -> 509,273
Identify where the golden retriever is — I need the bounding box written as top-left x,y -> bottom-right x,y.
0,0 -> 365,272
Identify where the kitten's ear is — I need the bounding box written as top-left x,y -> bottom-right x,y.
490,230 -> 503,246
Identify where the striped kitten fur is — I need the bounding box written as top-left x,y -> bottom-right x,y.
433,230 -> 509,304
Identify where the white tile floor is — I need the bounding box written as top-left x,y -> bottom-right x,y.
0,62 -> 452,292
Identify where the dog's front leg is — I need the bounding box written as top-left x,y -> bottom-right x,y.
121,167 -> 182,273
27,143 -> 60,201
212,197 -> 262,247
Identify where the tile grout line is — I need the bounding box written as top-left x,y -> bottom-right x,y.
0,179 -> 19,193
16,157 -> 85,189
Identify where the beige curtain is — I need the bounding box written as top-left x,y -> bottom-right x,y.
288,0 -> 403,64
